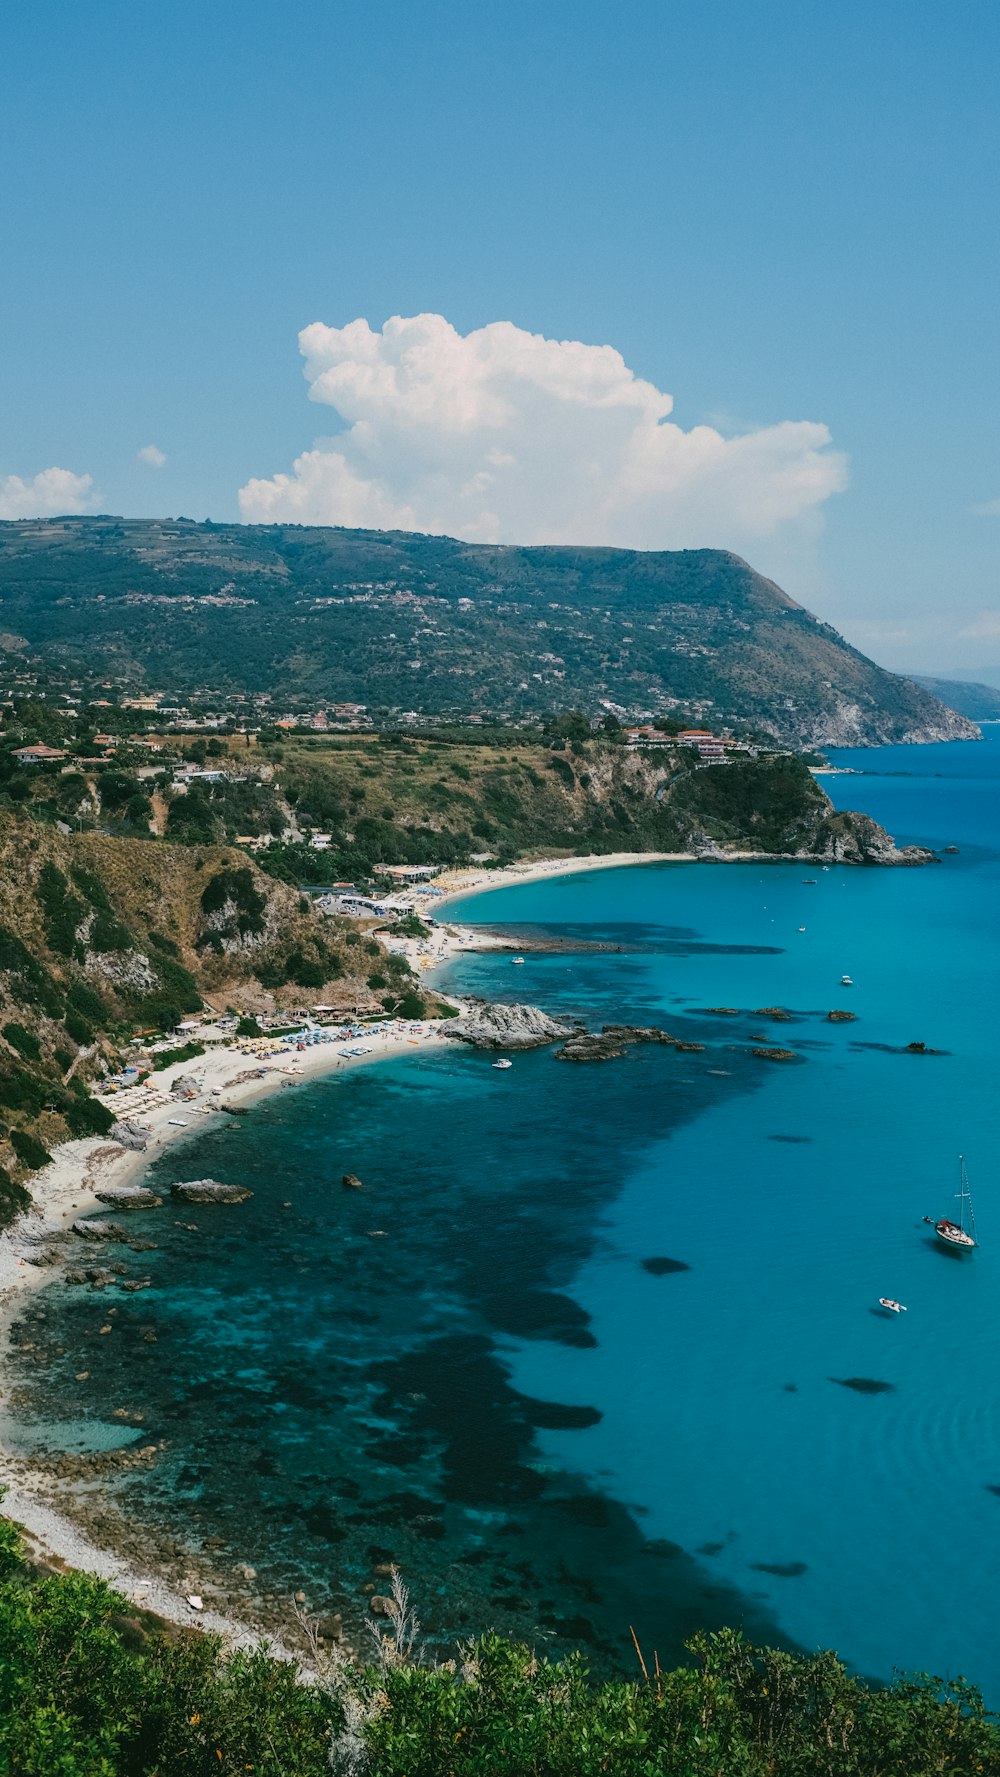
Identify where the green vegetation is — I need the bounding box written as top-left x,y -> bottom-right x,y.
9,1128 -> 50,1170
0,813 -> 436,1217
0,1513 -> 995,1775
244,728 -> 851,878
911,674 -> 1000,721
149,1040 -> 205,1071
0,519 -> 974,746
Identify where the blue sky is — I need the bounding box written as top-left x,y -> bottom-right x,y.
2,0 -> 998,674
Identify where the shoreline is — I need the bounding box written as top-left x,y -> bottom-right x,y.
425,846 -> 797,912
0,1015 -> 453,1644
0,843 -> 865,1647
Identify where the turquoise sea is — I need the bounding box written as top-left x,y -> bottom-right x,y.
9,733 -> 1000,1686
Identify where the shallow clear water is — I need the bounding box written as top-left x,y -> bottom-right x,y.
10,732 -> 1000,1685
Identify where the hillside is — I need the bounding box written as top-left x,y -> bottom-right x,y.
242,729 -> 919,877
911,674 -> 1000,721
0,518 -> 977,747
0,713 -> 920,878
0,815 -> 434,1219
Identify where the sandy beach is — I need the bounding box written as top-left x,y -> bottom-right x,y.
0,1013 -> 453,1643
0,846 -> 756,1642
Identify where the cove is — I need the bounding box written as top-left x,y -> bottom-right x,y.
8,732 -> 1000,1692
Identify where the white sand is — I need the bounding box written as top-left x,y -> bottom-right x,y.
0,845 -> 763,1636
0,1015 -> 452,1640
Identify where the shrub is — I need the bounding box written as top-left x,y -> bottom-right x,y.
2,1023 -> 41,1062
64,1009 -> 93,1046
150,1040 -> 205,1071
236,1015 -> 261,1037
89,911 -> 132,953
67,980 -> 107,1023
64,1096 -> 115,1138
0,1167 -> 30,1230
0,1068 -> 47,1114
10,1129 -> 51,1171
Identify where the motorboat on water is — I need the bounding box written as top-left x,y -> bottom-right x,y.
511,956 -> 525,965
878,1297 -> 907,1314
927,1156 -> 978,1251
840,974 -> 853,986
492,1058 -> 513,1070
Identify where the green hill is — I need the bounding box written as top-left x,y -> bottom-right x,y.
911,674 -> 1000,721
0,518 -> 978,747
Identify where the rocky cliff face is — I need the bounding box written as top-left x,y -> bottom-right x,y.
443,1000 -> 576,1049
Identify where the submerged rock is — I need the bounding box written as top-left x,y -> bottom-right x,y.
555,1031 -> 630,1062
826,1009 -> 856,1022
170,1179 -> 254,1205
642,1256 -> 691,1276
751,1047 -> 798,1062
753,1007 -> 791,1020
94,1185 -> 162,1209
556,1024 -> 686,1062
444,998 -> 575,1049
341,1173 -> 364,1191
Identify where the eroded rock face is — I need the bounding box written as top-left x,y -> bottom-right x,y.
110,1121 -> 150,1152
803,811 -> 934,867
94,1185 -> 162,1209
72,1218 -> 131,1241
170,1178 -> 253,1204
444,999 -> 575,1049
85,949 -> 158,992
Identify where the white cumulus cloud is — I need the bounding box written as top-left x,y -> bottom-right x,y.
137,443 -> 167,468
0,466 -> 96,520
238,313 -> 848,548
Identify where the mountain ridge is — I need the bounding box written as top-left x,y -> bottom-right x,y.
0,518 -> 978,748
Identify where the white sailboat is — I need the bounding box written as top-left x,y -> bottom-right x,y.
930,1155 -> 978,1252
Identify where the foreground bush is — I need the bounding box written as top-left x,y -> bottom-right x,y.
0,1515 -> 996,1775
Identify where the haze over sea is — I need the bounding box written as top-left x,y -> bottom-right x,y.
10,734 -> 1000,1688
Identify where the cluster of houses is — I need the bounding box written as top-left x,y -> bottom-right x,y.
622,725 -> 749,762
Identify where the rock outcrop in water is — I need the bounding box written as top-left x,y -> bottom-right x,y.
94,1185 -> 162,1209
170,1179 -> 254,1205
444,999 -> 575,1049
555,1025 -> 695,1062
799,810 -> 934,867
72,1218 -> 130,1241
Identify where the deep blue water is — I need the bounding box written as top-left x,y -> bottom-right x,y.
9,732 -> 1000,1685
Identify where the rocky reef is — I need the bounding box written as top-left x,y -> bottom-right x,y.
170,1179 -> 254,1205
555,1025 -> 704,1063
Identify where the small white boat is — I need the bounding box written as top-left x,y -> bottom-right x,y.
878,1297 -> 907,1313
492,1058 -> 513,1070
511,956 -> 525,965
798,926 -> 806,933
840,975 -> 853,986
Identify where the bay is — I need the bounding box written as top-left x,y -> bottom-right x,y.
9,732 -> 1000,1688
